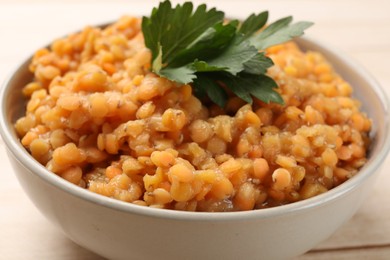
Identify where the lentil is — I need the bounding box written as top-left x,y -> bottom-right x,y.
15,16 -> 372,212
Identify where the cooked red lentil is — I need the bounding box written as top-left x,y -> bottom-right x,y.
15,16 -> 371,212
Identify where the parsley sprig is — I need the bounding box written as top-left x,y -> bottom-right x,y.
142,1 -> 313,107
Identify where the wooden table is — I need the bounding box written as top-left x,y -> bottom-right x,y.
1,1 -> 389,259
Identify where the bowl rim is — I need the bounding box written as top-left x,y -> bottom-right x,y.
1,34 -> 390,222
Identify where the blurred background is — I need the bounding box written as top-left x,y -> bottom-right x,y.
1,0 -> 389,259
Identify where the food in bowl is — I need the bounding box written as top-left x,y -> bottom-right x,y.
14,1 -> 371,212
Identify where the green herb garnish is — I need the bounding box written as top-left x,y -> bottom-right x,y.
142,1 -> 313,107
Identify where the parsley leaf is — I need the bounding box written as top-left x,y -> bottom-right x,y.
159,66 -> 197,84
204,35 -> 259,75
238,11 -> 269,40
243,52 -> 274,75
142,1 -> 224,71
250,16 -> 314,50
170,21 -> 238,68
193,73 -> 228,107
142,0 -> 313,107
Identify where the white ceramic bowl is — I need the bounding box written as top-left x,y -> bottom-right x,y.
1,35 -> 389,260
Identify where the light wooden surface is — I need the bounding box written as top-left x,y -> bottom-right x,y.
1,1 -> 390,259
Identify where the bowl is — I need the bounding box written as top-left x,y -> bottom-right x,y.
1,32 -> 389,259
